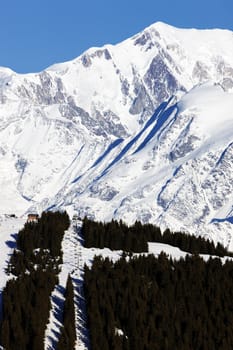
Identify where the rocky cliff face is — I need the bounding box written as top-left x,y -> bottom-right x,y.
0,22 -> 233,246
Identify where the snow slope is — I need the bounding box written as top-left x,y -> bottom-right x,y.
0,22 -> 233,245
48,83 -> 233,247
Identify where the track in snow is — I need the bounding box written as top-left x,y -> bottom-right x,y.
44,219 -> 89,350
71,222 -> 90,350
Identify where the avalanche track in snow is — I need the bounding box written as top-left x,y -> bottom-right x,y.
44,219 -> 89,350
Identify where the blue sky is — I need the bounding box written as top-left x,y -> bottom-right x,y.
1,0 -> 232,73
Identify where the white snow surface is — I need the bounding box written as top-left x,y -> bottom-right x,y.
178,83 -> 233,134
0,22 -> 233,246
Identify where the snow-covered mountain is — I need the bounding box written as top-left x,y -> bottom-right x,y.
1,22 -> 233,246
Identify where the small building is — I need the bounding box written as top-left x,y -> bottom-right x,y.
27,213 -> 39,223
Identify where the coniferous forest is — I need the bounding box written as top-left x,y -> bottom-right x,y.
1,213 -> 233,350
83,217 -> 230,256
84,253 -> 233,350
0,211 -> 71,350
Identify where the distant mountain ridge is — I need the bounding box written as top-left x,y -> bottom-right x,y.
0,22 -> 233,246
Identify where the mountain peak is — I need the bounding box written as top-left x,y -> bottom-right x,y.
0,23 -> 233,246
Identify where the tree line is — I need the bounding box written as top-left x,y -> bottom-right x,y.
83,218 -> 231,256
1,212 -> 232,350
17,211 -> 70,258
0,211 -> 73,350
84,253 -> 233,350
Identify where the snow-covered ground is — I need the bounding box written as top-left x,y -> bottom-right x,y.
148,242 -> 233,264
